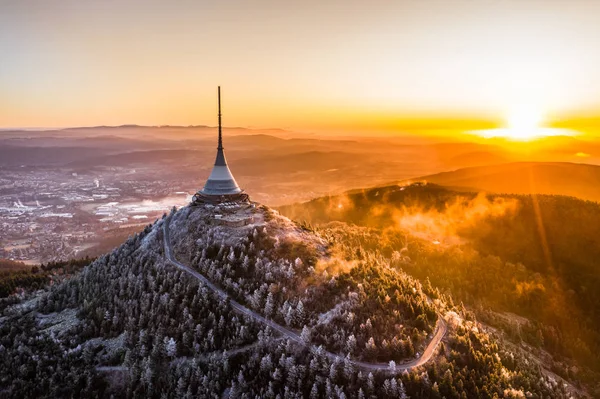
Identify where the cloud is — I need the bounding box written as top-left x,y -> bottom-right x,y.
315,256 -> 359,277
388,193 -> 519,245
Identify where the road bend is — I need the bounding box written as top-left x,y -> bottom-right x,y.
162,217 -> 446,372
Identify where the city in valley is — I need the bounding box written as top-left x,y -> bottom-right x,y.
0,164 -> 190,263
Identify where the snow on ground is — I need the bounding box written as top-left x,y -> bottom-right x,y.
86,332 -> 126,355
141,217 -> 164,251
5,293 -> 42,315
37,308 -> 80,335
171,204 -> 263,246
172,337 -> 286,368
266,208 -> 326,247
498,311 -> 530,327
172,202 -> 325,249
317,298 -> 356,325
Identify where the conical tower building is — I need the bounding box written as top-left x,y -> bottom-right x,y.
193,87 -> 249,204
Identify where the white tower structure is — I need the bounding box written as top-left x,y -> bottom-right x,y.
193,87 -> 248,204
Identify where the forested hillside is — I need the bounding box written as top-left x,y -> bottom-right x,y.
280,183 -> 600,394
0,203 -> 580,398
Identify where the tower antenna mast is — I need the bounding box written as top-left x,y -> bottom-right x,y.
218,86 -> 223,150
193,86 -> 248,204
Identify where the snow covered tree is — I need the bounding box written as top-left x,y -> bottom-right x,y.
295,300 -> 306,326
260,354 -> 273,374
165,337 -> 177,358
343,355 -> 354,380
309,382 -> 319,399
388,360 -> 396,372
264,292 -> 275,317
284,307 -> 294,326
301,326 -> 312,343
346,334 -> 357,355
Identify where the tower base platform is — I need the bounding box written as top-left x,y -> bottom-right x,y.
191,191 -> 250,205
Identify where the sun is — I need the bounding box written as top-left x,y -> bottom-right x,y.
472,106 -> 565,140
496,106 -> 547,140
507,107 -> 543,137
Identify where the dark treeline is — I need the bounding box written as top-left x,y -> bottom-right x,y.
0,259 -> 29,271
0,257 -> 95,301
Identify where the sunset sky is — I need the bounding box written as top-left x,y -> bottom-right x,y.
2,0 -> 600,133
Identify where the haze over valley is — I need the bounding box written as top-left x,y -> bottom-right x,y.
3,126 -> 600,264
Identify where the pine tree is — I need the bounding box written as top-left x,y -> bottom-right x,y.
176,376 -> 187,399
329,362 -> 338,382
264,292 -> 275,317
383,379 -> 392,396
343,355 -> 354,380
309,382 -> 319,399
301,326 -> 311,343
285,307 -> 294,326
260,354 -> 273,374
388,360 -> 396,372
398,380 -> 408,399
346,334 -> 357,355
365,337 -> 377,359
228,247 -> 236,263
166,337 -> 177,358
295,301 -> 305,326
390,379 -> 399,396
367,372 -> 375,393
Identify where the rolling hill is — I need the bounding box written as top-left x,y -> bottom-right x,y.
415,162 -> 600,202
279,183 -> 600,394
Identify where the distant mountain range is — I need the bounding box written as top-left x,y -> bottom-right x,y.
414,162 -> 600,201
4,125 -> 600,205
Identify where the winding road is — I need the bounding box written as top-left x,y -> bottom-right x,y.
162,216 -> 446,372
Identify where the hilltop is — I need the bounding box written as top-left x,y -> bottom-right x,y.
0,200 -> 577,398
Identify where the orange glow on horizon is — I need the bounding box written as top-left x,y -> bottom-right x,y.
3,1 -> 600,136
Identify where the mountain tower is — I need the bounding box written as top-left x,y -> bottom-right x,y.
192,87 -> 249,204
